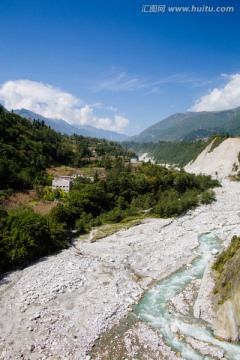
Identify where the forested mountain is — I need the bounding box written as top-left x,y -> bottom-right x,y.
14,108 -> 128,141
0,105 -> 132,190
129,107 -> 240,142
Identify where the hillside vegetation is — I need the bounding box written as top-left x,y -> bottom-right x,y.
0,106 -> 219,275
124,140 -> 209,166
0,105 -> 133,190
130,107 -> 240,142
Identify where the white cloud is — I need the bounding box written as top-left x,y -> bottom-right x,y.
93,72 -> 147,92
0,79 -> 129,133
153,73 -> 204,86
191,74 -> 240,111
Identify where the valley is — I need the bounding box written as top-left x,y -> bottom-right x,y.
1,109 -> 240,359
1,1 -> 240,358
1,180 -> 240,359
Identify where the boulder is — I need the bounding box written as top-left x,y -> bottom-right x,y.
211,249 -> 219,255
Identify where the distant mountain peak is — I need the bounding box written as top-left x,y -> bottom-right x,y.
13,109 -> 127,141
129,107 -> 240,142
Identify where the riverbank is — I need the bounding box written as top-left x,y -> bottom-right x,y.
0,180 -> 240,359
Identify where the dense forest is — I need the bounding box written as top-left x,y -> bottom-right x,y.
0,106 -> 220,275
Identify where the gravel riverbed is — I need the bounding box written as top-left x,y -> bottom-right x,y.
0,180 -> 240,359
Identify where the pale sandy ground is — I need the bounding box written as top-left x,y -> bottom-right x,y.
185,138 -> 240,180
0,180 -> 240,359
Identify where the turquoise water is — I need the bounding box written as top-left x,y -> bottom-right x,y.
134,230 -> 240,359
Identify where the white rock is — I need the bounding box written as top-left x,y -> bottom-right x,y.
170,324 -> 178,333
125,297 -> 134,303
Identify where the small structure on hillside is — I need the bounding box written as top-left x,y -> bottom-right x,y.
51,173 -> 97,193
52,177 -> 73,193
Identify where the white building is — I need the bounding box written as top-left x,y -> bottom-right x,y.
52,177 -> 73,193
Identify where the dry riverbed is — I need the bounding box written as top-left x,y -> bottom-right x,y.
0,180 -> 240,359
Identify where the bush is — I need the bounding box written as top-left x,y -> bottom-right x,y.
104,208 -> 124,223
212,236 -> 240,273
75,212 -> 93,234
200,190 -> 216,204
0,209 -> 67,274
41,186 -> 68,201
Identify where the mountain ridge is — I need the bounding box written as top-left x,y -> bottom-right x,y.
13,108 -> 128,141
129,107 -> 240,142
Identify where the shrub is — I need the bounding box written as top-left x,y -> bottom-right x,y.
200,190 -> 216,204
0,209 -> 67,274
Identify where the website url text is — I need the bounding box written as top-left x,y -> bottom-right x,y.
141,5 -> 235,13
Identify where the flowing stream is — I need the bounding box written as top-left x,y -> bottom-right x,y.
134,229 -> 240,359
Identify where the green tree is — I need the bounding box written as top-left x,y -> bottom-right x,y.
3,209 -> 67,269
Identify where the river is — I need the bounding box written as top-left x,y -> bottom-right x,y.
135,228 -> 240,359
1,182 -> 240,358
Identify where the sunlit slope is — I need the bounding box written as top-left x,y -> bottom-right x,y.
185,138 -> 240,179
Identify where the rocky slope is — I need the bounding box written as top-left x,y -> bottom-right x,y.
212,237 -> 240,343
213,290 -> 240,342
194,239 -> 240,344
185,137 -> 240,179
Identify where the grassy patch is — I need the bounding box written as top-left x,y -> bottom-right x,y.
1,191 -> 57,215
84,214 -> 151,242
228,174 -> 240,182
212,236 -> 240,273
47,166 -> 106,178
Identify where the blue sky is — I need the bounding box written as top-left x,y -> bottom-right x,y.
1,0 -> 240,135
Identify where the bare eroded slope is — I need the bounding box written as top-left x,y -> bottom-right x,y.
185,138 -> 240,179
